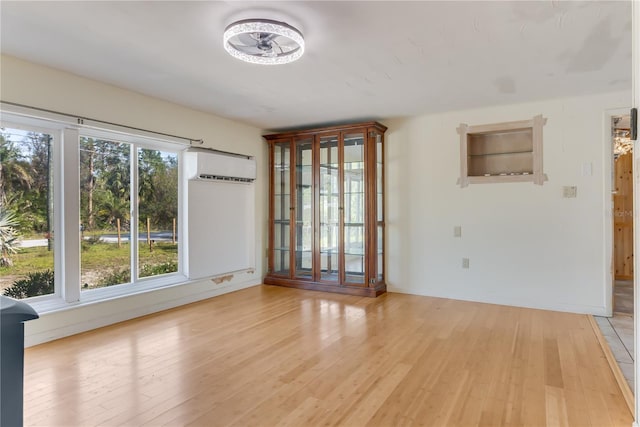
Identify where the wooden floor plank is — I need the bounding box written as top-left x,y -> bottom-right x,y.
23,285 -> 633,427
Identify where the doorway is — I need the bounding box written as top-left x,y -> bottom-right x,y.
613,114 -> 634,316
602,113 -> 636,393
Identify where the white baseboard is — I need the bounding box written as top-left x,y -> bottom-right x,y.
25,278 -> 260,347
26,282 -> 609,346
387,285 -> 608,316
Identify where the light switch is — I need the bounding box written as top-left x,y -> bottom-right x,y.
582,162 -> 593,176
454,226 -> 462,237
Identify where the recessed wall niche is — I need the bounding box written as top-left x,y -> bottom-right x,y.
457,115 -> 547,187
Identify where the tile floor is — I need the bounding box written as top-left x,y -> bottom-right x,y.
614,279 -> 633,315
595,314 -> 634,391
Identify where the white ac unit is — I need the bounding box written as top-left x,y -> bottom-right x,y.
184,148 -> 256,183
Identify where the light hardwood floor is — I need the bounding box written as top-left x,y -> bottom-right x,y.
24,285 -> 632,427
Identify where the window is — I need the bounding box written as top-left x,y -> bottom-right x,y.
0,126 -> 56,299
137,148 -> 178,279
79,137 -> 132,290
1,110 -> 184,304
79,136 -> 180,291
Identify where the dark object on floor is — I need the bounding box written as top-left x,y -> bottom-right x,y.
1,296 -> 39,427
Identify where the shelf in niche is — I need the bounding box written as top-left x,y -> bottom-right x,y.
457,115 -> 547,187
469,172 -> 533,177
468,150 -> 533,157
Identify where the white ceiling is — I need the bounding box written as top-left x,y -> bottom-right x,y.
0,1 -> 632,131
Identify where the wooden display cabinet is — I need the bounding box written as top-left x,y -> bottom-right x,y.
264,122 -> 386,297
457,115 -> 547,187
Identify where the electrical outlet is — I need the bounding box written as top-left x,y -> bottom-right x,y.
454,226 -> 462,237
562,186 -> 577,198
462,258 -> 470,269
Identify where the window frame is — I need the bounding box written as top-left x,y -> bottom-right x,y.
0,119 -> 63,303
1,109 -> 188,311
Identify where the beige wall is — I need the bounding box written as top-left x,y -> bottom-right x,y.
1,55 -> 268,345
383,91 -> 630,315
1,53 -> 630,344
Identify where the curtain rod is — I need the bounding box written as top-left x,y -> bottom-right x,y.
0,100 -> 204,146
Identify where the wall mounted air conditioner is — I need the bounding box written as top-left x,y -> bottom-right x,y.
184,148 -> 256,183
183,147 -> 256,280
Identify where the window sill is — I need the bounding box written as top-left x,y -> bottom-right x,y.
29,273 -> 193,315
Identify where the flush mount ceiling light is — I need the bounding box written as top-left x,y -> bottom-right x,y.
223,19 -> 304,65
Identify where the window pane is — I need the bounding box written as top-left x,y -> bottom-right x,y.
138,148 -> 178,278
80,137 -> 131,290
0,128 -> 55,299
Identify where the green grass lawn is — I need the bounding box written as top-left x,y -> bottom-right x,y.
1,240 -> 178,291
81,241 -> 178,270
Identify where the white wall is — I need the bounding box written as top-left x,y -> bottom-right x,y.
2,53 -> 629,344
0,55 -> 268,345
384,91 -> 629,315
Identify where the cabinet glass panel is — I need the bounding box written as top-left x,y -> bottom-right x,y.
343,132 -> 365,284
376,134 -> 383,221
295,138 -> 313,278
377,225 -> 384,280
273,141 -> 290,275
376,133 -> 384,280
274,227 -> 290,275
319,135 -> 339,281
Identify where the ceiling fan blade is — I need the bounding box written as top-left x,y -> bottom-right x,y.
261,33 -> 278,42
229,43 -> 265,55
236,33 -> 259,46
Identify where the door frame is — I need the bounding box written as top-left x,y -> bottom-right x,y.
632,0 -> 639,423
606,108 -> 634,317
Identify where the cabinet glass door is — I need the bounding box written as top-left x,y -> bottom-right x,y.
375,132 -> 384,281
294,138 -> 313,279
319,135 -> 339,281
272,141 -> 290,276
343,132 -> 366,284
